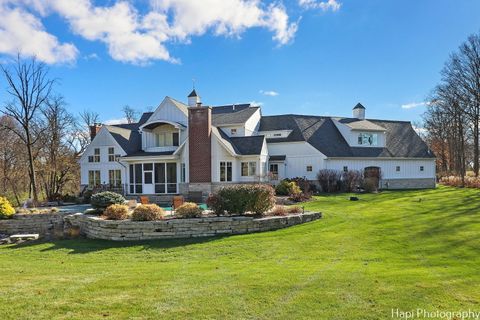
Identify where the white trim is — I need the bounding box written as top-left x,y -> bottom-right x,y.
79,127 -> 126,163
139,120 -> 185,130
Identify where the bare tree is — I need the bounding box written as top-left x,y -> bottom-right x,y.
39,96 -> 79,200
423,30 -> 480,180
0,116 -> 27,206
122,105 -> 138,124
0,56 -> 54,203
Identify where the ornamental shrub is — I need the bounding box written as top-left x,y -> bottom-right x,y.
103,204 -> 129,220
287,206 -> 303,214
0,196 -> 15,219
206,193 -> 225,216
270,205 -> 287,216
275,180 -> 301,196
214,184 -> 275,215
131,204 -> 165,221
175,202 -> 203,218
90,191 -> 126,209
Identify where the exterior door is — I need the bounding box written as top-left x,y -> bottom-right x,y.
364,166 -> 381,189
143,163 -> 154,194
269,163 -> 279,181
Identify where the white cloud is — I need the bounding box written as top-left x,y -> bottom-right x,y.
0,0 -> 343,65
83,53 -> 99,60
413,125 -> 427,136
249,100 -> 264,106
151,0 -> 298,45
401,101 -> 431,109
0,2 -> 78,64
0,0 -> 304,64
104,117 -> 129,125
299,0 -> 341,11
260,90 -> 279,96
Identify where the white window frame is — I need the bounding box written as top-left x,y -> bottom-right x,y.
357,133 -> 378,146
88,170 -> 101,187
220,161 -> 233,182
241,161 -> 257,176
396,166 -> 401,172
306,165 -> 313,172
420,166 -> 424,172
343,166 -> 348,172
230,128 -> 237,135
180,163 -> 186,182
108,169 -> 122,187
88,148 -> 101,163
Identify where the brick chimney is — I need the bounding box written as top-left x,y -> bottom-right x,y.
89,123 -> 102,141
188,106 -> 212,183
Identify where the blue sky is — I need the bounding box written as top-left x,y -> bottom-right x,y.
0,0 -> 479,125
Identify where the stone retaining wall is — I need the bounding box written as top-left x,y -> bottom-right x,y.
0,213 -> 67,239
65,212 -> 322,241
380,178 -> 436,189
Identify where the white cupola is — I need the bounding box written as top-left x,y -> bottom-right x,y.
353,103 -> 365,119
188,89 -> 201,107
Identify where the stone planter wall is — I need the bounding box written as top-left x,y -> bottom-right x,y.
65,212 -> 322,241
0,213 -> 67,239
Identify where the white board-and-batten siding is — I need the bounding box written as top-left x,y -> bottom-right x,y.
267,142 -> 327,180
325,158 -> 436,179
79,128 -> 127,185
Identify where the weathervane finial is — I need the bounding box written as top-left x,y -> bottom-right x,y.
192,78 -> 195,90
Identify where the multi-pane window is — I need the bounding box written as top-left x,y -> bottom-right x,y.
220,161 -> 232,182
108,170 -> 122,187
88,170 -> 101,187
306,165 -> 313,172
230,128 -> 237,135
396,166 -> 401,172
358,133 -> 378,146
420,166 -> 424,172
155,132 -> 179,147
241,162 -> 257,176
108,147 -> 120,162
343,166 -> 348,172
88,148 -> 100,162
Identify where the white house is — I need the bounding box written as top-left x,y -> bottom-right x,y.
79,90 -> 436,199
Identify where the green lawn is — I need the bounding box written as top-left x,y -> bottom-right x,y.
1,186 -> 479,319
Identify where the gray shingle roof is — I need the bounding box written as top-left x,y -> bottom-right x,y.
105,112 -> 153,155
259,115 -> 434,158
338,118 -> 386,131
269,155 -> 286,161
211,104 -> 259,126
216,127 -> 265,155
105,125 -> 141,155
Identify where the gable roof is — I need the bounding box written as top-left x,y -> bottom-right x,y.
104,125 -> 141,155
103,111 -> 154,155
216,127 -> 265,155
259,114 -> 434,158
211,104 -> 259,126
337,118 -> 386,131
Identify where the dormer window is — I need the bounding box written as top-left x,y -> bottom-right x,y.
358,133 -> 378,146
231,128 -> 237,135
155,132 -> 179,147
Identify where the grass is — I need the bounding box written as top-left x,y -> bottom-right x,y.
1,186 -> 479,319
